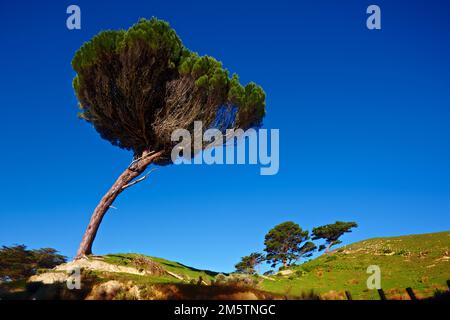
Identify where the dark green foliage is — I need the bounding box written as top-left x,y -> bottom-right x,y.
31,248 -> 67,269
298,241 -> 317,259
264,222 -> 313,268
235,252 -> 265,274
0,245 -> 33,281
312,221 -> 358,252
72,17 -> 265,160
0,245 -> 66,281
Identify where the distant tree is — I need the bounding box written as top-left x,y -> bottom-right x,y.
235,252 -> 265,275
0,245 -> 33,281
0,245 -> 66,281
32,248 -> 67,269
72,18 -> 265,258
263,221 -> 311,268
312,221 -> 358,253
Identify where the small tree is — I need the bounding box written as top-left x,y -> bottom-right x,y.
235,252 -> 265,275
263,221 -> 310,268
312,221 -> 358,253
72,18 -> 265,258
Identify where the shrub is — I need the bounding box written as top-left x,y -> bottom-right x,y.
131,256 -> 165,276
325,255 -> 338,262
211,274 -> 260,289
295,270 -> 307,277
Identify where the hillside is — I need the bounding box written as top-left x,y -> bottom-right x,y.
261,231 -> 450,299
1,253 -> 277,300
1,231 -> 449,300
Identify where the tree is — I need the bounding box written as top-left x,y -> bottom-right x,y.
296,241 -> 317,263
263,221 -> 310,268
0,245 -> 66,281
312,221 -> 358,253
72,18 -> 265,258
235,252 -> 265,275
32,248 -> 67,269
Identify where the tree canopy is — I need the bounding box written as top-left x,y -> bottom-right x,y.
312,221 -> 358,252
297,241 -> 317,261
72,18 -> 266,161
264,221 -> 312,268
0,245 -> 66,281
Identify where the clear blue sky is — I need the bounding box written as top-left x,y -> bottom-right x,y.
0,0 -> 449,272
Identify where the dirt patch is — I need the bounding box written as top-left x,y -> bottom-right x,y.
320,290 -> 346,300
53,257 -> 173,278
55,258 -> 147,276
29,272 -> 69,284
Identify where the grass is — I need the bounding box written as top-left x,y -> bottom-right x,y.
3,231 -> 448,299
103,253 -> 219,283
260,231 -> 450,299
99,231 -> 450,299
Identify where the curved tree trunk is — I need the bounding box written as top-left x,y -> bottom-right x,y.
75,150 -> 163,259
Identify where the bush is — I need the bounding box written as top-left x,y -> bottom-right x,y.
211,274 -> 260,289
212,273 -> 227,284
395,249 -> 410,256
295,270 -> 307,277
325,255 -> 338,262
131,256 -> 165,276
381,247 -> 393,254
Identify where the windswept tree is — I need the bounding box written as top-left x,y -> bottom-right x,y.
235,252 -> 265,275
263,221 -> 311,268
312,221 -> 358,253
72,18 -> 265,258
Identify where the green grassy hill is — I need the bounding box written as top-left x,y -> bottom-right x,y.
261,231 -> 450,299
2,231 -> 449,300
102,253 -> 220,284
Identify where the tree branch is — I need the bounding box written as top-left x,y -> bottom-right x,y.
128,150 -> 156,169
122,168 -> 157,190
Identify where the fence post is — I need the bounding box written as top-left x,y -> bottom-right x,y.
377,288 -> 387,300
345,291 -> 352,300
447,280 -> 450,291
405,287 -> 417,300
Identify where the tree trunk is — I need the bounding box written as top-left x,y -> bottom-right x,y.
324,241 -> 334,254
75,150 -> 163,259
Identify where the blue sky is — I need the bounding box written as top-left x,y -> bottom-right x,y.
0,0 -> 449,272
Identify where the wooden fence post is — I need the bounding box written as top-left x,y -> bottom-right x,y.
446,280 -> 450,291
377,288 -> 387,300
405,287 -> 417,300
345,291 -> 352,300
